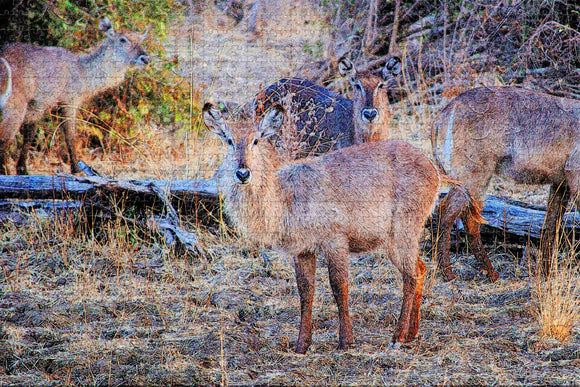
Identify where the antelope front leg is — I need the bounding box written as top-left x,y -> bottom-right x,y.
326,246 -> 353,350
293,251 -> 317,354
63,106 -> 81,174
435,191 -> 460,281
16,123 -> 35,175
0,138 -> 9,174
461,213 -> 499,282
540,182 -> 569,276
392,270 -> 417,347
405,258 -> 426,342
1,104 -> 27,175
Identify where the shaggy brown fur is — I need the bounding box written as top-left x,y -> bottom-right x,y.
0,17 -> 149,175
431,86 -> 580,280
338,56 -> 401,143
204,102 -> 443,354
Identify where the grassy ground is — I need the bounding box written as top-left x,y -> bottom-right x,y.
1,1 -> 580,385
1,216 -> 579,385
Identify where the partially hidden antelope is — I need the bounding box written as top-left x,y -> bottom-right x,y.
0,17 -> 149,175
0,58 -> 11,111
337,55 -> 401,142
250,55 -> 401,158
203,101 -> 477,354
431,85 -> 580,280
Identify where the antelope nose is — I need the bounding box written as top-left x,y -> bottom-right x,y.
137,54 -> 150,65
362,109 -> 378,122
235,168 -> 252,184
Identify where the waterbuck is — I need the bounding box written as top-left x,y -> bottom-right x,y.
431,85 -> 580,280
0,17 -> 149,175
337,55 -> 401,142
251,55 -> 402,157
203,101 -> 458,354
0,58 -> 11,110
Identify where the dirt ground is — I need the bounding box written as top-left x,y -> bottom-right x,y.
1,2 -> 579,386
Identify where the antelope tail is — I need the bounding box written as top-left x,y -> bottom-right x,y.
438,173 -> 485,225
0,57 -> 12,108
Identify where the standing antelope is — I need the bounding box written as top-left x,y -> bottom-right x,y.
0,17 -> 149,175
431,85 -> 580,280
203,101 -> 445,354
337,55 -> 401,142
251,55 -> 401,157
0,58 -> 11,111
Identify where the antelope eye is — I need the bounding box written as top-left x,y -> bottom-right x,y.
252,138 -> 259,146
227,138 -> 234,146
120,37 -> 129,44
354,82 -> 363,91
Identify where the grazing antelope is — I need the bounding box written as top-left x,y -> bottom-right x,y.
337,55 -> 401,142
0,17 -> 149,175
250,55 -> 402,157
203,101 -> 458,354
431,85 -> 580,280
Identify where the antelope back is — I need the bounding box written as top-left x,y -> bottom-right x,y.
254,78 -> 355,156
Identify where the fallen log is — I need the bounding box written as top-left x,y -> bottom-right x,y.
0,173 -> 220,259
2,174 -> 580,244
0,174 -> 219,201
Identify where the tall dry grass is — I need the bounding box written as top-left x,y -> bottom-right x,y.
533,208 -> 580,342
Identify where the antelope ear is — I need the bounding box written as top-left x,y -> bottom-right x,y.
259,105 -> 284,138
99,17 -> 115,37
338,56 -> 356,80
382,56 -> 401,80
203,102 -> 230,141
140,29 -> 149,42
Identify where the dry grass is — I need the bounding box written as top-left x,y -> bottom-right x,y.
533,257 -> 580,341
1,210 -> 579,385
532,212 -> 580,342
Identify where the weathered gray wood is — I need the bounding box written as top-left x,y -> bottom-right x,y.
0,175 -> 219,200
0,174 -> 218,258
0,175 -> 95,199
2,175 -> 580,242
438,191 -> 580,240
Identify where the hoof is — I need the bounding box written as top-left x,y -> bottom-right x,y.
440,268 -> 457,282
337,341 -> 353,351
294,341 -> 310,354
389,341 -> 401,350
260,251 -> 273,268
486,269 -> 500,282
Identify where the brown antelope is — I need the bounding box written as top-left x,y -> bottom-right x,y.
250,55 -> 401,157
337,55 -> 401,142
0,17 -> 149,175
431,85 -> 580,280
0,58 -> 11,110
203,101 -> 457,354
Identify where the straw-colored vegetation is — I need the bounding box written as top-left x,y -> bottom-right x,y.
533,215 -> 580,342
1,0 -> 579,385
